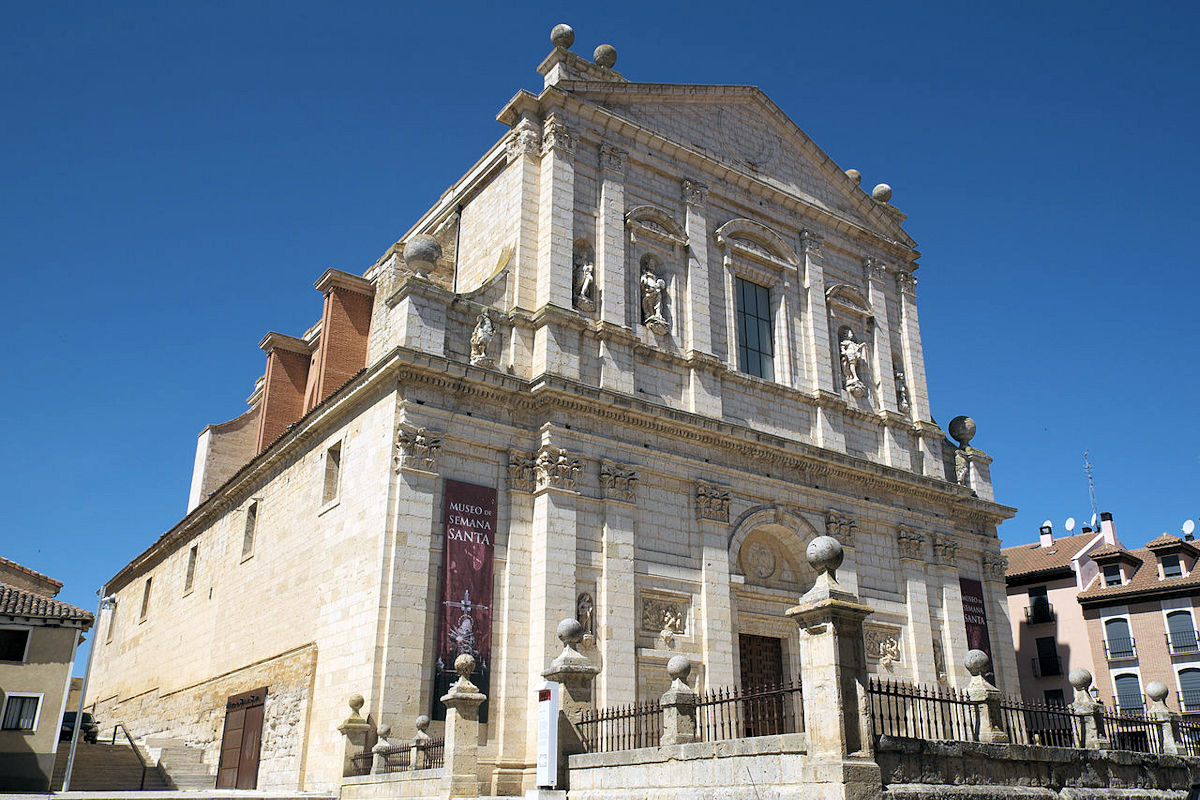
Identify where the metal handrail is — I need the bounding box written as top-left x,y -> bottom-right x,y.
1104,636 -> 1137,661
1024,602 -> 1056,623
1167,630 -> 1200,655
109,722 -> 148,790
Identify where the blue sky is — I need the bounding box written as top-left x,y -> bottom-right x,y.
2,2 -> 1197,671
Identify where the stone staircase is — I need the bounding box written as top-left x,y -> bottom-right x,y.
148,739 -> 215,790
50,741 -> 171,791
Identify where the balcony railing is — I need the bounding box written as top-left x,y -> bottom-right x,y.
1182,688 -> 1200,713
1104,636 -> 1137,661
1167,629 -> 1200,655
1032,654 -> 1062,677
1115,696 -> 1146,715
1025,602 -> 1056,624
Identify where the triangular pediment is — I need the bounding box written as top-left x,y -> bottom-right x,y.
561,82 -> 913,247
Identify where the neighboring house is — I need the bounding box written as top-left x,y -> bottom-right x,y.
1078,533 -> 1200,716
84,29 -> 1015,794
1003,514 -> 1120,704
0,558 -> 93,791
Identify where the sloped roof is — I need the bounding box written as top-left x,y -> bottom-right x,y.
0,555 -> 63,594
1148,533 -> 1181,548
1088,543 -> 1124,559
1078,547 -> 1200,605
0,582 -> 93,625
1002,531 -> 1101,579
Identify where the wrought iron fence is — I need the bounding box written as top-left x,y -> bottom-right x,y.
999,696 -> 1078,747
579,699 -> 663,754
868,678 -> 976,743
695,677 -> 804,742
351,738 -> 445,776
1100,709 -> 1161,755
1178,717 -> 1200,756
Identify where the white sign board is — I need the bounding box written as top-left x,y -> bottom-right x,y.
535,680 -> 559,788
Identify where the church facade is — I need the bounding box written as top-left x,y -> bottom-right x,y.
86,30 -> 1015,794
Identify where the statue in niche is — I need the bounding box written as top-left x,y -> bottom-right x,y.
470,310 -> 496,368
839,327 -> 868,397
576,593 -> 595,640
639,254 -> 669,334
894,365 -> 911,412
573,246 -> 596,312
955,449 -> 970,486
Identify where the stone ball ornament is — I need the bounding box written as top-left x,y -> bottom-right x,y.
963,649 -> 990,677
1146,680 -> 1169,702
550,23 -> 575,48
415,714 -> 431,732
1068,667 -> 1093,690
454,652 -> 476,678
871,183 -> 892,203
667,655 -> 692,682
806,535 -> 844,575
558,617 -> 585,645
593,44 -> 618,68
845,168 -> 862,185
348,693 -> 365,713
403,234 -> 442,273
948,416 -> 977,448
376,723 -> 391,738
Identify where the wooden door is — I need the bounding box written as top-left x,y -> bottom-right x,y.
216,687 -> 267,789
738,634 -> 786,736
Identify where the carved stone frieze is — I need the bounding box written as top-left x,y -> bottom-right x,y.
826,510 -> 857,547
864,624 -> 903,668
394,426 -> 442,473
599,460 -> 638,502
743,542 -> 777,580
982,552 -> 1009,581
641,594 -> 687,636
599,143 -> 628,174
931,533 -> 960,566
695,480 -> 731,522
535,446 -> 581,491
542,115 -> 576,157
896,525 -> 925,560
507,450 -> 537,493
681,178 -> 709,207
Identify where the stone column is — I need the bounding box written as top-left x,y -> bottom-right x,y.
787,537 -> 875,758
660,656 -> 699,746
894,270 -> 930,422
1069,668 -> 1110,749
938,571 -> 968,688
897,527 -> 937,683
698,493 -> 736,688
965,651 -> 1008,743
682,179 -> 722,417
599,478 -> 637,708
863,259 -> 897,414
543,619 -> 600,789
802,232 -> 846,452
596,143 -> 633,394
532,114 -> 579,380
371,724 -> 393,775
441,654 -> 486,798
506,118 -> 542,312
1146,681 -> 1181,755
337,694 -> 371,778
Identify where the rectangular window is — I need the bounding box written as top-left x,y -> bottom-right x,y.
1043,689 -> 1065,707
735,278 -> 774,381
139,577 -> 153,621
184,545 -> 198,594
242,501 -> 258,560
322,443 -> 342,505
105,608 -> 116,645
0,628 -> 31,661
1034,636 -> 1061,676
1,694 -> 42,732
1163,554 -> 1183,578
1103,564 -> 1122,587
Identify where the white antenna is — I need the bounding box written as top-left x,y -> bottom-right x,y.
1083,450 -> 1100,524
1184,520 -> 1196,536
1065,517 -> 1076,532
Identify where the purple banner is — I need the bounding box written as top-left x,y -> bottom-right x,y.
959,577 -> 995,683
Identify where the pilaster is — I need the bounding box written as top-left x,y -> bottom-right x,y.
536,114 -> 576,311
863,258 -> 897,413
507,118 -> 542,312
681,179 -> 712,355
596,143 -> 634,394
938,571 -> 967,689
698,505 -> 736,689
897,528 -> 937,684
598,470 -> 637,708
801,230 -> 833,395
895,269 -> 931,422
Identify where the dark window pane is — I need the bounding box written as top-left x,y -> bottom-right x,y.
0,629 -> 29,661
735,278 -> 773,380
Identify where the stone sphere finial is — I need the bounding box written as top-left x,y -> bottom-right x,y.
558,617 -> 585,646
806,535 -> 844,576
963,649 -> 990,677
550,24 -> 575,49
454,652 -> 476,679
377,723 -> 391,738
403,235 -> 441,274
415,714 -> 430,733
593,44 -> 617,69
1146,680 -> 1169,702
348,693 -> 365,713
667,655 -> 692,682
948,416 -> 977,448
872,183 -> 892,203
845,168 -> 862,186
1068,667 -> 1093,690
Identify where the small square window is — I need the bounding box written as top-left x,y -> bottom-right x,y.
322,443 -> 342,506
1163,554 -> 1183,578
1103,564 -> 1122,587
0,628 -> 31,661
1,694 -> 42,732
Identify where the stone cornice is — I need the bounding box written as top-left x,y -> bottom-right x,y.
258,331 -> 313,355
314,269 -> 375,297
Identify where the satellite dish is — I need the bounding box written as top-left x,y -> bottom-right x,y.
1185,520 -> 1196,536
1091,513 -> 1099,528
1042,519 -> 1053,528
1065,517 -> 1076,532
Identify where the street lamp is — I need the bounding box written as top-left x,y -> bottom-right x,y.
62,592 -> 116,791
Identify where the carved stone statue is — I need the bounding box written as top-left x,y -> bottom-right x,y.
640,255 -> 668,334
470,311 -> 495,367
839,328 -> 867,397
573,248 -> 596,312
894,366 -> 910,412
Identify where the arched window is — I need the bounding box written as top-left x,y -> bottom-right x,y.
1179,668 -> 1200,712
1114,673 -> 1143,712
1167,611 -> 1198,654
1104,617 -> 1135,659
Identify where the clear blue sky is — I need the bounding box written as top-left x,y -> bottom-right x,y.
3,2 -> 1197,672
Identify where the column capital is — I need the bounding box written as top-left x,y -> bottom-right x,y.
896,525 -> 926,561
599,460 -> 638,503
681,178 -> 710,207
506,120 -> 542,163
896,270 -> 918,296
599,142 -> 628,174
542,114 -> 577,157
393,425 -> 442,474
863,256 -> 888,282
799,229 -> 825,259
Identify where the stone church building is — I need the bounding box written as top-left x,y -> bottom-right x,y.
86,29 -> 1015,794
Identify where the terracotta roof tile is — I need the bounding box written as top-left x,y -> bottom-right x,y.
1147,533 -> 1184,548
0,582 -> 93,624
0,556 -> 63,594
1002,531 -> 1101,578
1088,543 -> 1124,559
1078,547 -> 1200,604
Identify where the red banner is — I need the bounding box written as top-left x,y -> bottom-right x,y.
432,479 -> 496,722
959,577 -> 995,683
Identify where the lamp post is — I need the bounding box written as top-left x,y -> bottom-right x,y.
62,592 -> 116,791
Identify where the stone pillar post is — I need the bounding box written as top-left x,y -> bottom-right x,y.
1146,681 -> 1182,755
337,694 -> 371,778
441,654 -> 486,798
660,656 -> 699,746
543,619 -> 600,789
1069,668 -> 1110,749
786,537 -> 875,758
965,651 -> 1008,743
410,714 -> 431,770
371,724 -> 393,775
